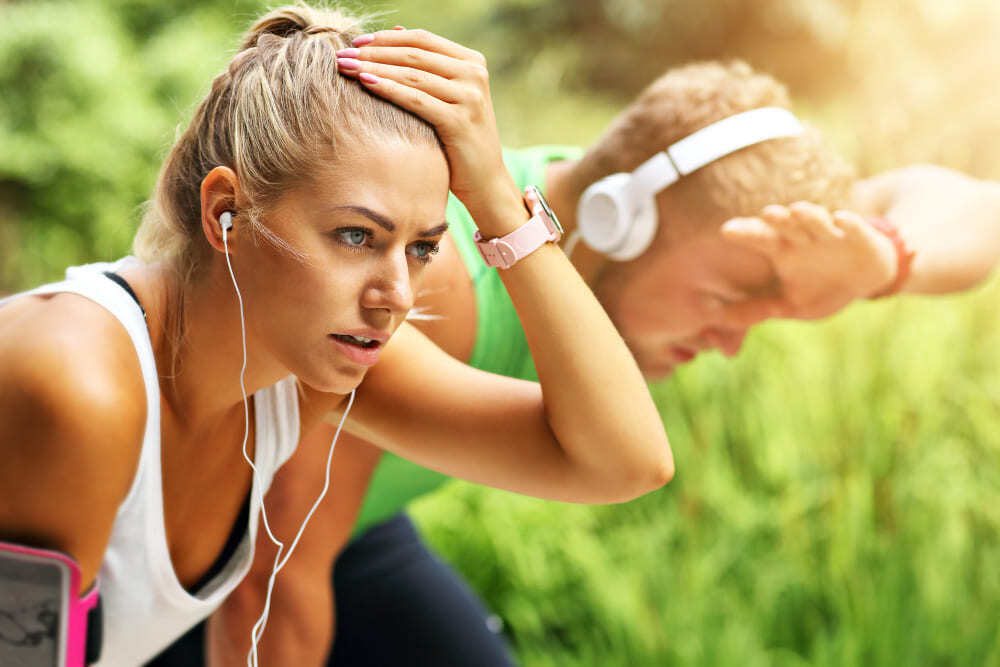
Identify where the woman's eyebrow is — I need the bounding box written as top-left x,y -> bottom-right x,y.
419,222 -> 449,238
330,206 -> 448,238
333,205 -> 396,232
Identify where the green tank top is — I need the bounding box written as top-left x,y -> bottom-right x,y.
352,145 -> 584,536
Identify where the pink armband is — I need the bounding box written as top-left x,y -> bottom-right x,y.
0,541 -> 101,666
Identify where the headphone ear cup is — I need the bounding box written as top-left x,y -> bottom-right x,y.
577,173 -> 632,256
607,193 -> 658,261
578,173 -> 659,261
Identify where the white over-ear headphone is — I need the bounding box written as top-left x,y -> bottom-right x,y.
576,107 -> 805,261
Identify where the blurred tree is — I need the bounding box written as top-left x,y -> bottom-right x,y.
0,0 -> 258,290
480,0 -> 861,102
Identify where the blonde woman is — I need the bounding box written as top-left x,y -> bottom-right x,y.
0,5 -> 673,665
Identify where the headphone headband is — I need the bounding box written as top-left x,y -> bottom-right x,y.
628,107 -> 805,200
670,106 -> 804,175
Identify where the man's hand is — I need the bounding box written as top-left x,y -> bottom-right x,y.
720,201 -> 897,321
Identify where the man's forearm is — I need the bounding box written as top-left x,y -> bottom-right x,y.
854,165 -> 1000,295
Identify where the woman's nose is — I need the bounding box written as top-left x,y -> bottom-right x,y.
361,252 -> 414,316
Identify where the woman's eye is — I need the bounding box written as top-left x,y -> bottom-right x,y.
336,228 -> 371,248
407,241 -> 440,262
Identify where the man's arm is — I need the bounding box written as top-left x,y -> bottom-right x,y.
852,164 -> 1000,294
718,166 -> 1000,323
206,426 -> 382,667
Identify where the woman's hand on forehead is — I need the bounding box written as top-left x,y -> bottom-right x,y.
334,28 -> 520,231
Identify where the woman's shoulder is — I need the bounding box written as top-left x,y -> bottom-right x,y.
0,292 -> 147,582
0,291 -> 147,478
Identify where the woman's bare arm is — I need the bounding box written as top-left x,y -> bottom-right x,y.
207,426 -> 381,667
0,295 -> 144,593
338,322 -> 670,504
333,28 -> 672,503
717,167 -> 1000,323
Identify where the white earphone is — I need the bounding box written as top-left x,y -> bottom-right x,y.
217,207 -> 356,667
575,107 -> 805,261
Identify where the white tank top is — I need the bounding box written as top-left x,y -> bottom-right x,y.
1,259 -> 301,665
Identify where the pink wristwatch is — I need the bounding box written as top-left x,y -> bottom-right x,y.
474,185 -> 564,269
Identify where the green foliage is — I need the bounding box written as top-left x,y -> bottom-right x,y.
0,0 -> 259,288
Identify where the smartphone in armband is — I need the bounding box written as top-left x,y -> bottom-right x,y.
0,541 -> 102,666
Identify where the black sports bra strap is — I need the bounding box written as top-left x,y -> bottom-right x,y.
102,271 -> 147,319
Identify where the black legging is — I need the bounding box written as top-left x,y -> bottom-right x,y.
147,513 -> 515,666
329,513 -> 515,666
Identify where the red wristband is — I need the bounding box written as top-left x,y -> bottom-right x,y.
866,216 -> 915,298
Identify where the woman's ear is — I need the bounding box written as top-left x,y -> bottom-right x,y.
200,166 -> 240,253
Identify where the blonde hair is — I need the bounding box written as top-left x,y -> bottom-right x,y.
574,61 -> 854,232
134,3 -> 439,281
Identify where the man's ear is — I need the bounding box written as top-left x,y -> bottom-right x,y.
200,166 -> 240,253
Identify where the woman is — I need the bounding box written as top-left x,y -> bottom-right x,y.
0,5 -> 672,665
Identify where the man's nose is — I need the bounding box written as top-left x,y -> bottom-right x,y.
703,328 -> 749,358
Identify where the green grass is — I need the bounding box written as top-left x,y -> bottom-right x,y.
413,276 -> 1000,666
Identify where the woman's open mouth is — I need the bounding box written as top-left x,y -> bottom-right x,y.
332,334 -> 380,349
329,333 -> 385,366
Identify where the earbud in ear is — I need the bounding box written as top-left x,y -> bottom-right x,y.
220,210 -> 234,233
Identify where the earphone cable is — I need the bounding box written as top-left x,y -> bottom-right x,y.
222,224 -> 356,667
248,390 -> 355,666
222,228 -> 282,552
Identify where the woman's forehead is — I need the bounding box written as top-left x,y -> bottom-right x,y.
282,143 -> 449,217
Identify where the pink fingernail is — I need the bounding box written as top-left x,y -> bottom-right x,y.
353,34 -> 374,46
336,48 -> 361,58
359,72 -> 379,84
337,58 -> 361,71
393,25 -> 405,30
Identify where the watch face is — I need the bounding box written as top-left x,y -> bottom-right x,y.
526,185 -> 564,236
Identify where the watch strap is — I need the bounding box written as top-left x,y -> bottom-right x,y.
475,187 -> 561,269
475,214 -> 556,269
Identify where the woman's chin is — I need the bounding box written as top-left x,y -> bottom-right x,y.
297,365 -> 369,395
